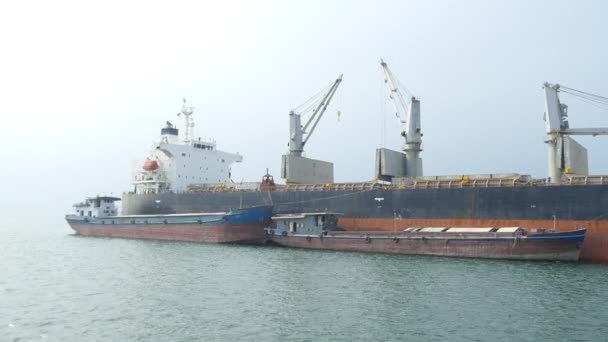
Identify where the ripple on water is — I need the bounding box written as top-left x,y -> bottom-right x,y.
1,227 -> 608,341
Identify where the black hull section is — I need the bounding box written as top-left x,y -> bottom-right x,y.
122,185 -> 608,222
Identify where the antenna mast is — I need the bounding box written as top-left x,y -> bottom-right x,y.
180,98 -> 195,143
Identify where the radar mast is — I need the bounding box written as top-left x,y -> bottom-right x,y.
179,98 -> 195,143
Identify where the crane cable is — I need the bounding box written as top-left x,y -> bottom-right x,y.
559,86 -> 608,110
561,89 -> 608,106
561,86 -> 608,103
562,93 -> 608,111
397,78 -> 415,100
292,82 -> 335,119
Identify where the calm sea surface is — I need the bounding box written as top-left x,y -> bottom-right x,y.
2,224 -> 608,342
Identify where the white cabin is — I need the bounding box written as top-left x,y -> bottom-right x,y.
133,102 -> 243,194
72,196 -> 120,218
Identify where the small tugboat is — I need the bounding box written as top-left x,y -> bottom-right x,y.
265,213 -> 587,261
66,196 -> 273,244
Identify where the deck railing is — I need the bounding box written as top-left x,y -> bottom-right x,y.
171,175 -> 608,194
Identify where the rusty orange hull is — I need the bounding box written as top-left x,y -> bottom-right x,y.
70,223 -> 267,244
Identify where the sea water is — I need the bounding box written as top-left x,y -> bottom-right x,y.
2,225 -> 608,341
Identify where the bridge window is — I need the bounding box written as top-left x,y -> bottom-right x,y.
194,143 -> 213,150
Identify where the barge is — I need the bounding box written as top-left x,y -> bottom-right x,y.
264,213 -> 587,261
66,196 -> 273,244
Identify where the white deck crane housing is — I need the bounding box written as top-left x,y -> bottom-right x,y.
281,75 -> 342,184
543,83 -> 608,183
376,59 -> 423,181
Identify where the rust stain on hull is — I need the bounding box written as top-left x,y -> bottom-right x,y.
69,223 -> 266,244
339,218 -> 607,262
268,234 -> 582,261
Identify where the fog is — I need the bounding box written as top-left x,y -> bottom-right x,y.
1,0 -> 607,226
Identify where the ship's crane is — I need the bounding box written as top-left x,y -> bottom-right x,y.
288,75 -> 342,157
544,82 -> 608,183
282,75 -> 342,184
380,59 -> 422,177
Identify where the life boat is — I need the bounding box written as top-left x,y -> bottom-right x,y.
142,159 -> 159,171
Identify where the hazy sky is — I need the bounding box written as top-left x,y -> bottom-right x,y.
1,0 -> 607,225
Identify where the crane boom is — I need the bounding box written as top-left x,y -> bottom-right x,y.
381,59 -> 410,125
282,75 -> 341,184
380,59 -> 422,177
288,75 -> 342,156
561,128 -> 608,136
303,75 -> 342,146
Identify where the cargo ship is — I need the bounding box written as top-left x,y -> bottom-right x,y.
80,61 -> 608,261
264,213 -> 587,261
66,196 -> 273,244
122,178 -> 608,261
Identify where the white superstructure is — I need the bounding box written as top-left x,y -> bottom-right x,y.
133,100 -> 243,194
72,196 -> 120,218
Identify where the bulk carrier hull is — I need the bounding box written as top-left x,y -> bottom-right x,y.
122,184 -> 608,262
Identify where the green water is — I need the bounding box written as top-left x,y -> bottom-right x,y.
2,225 -> 608,341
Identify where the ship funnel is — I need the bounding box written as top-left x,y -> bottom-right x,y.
160,121 -> 179,144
